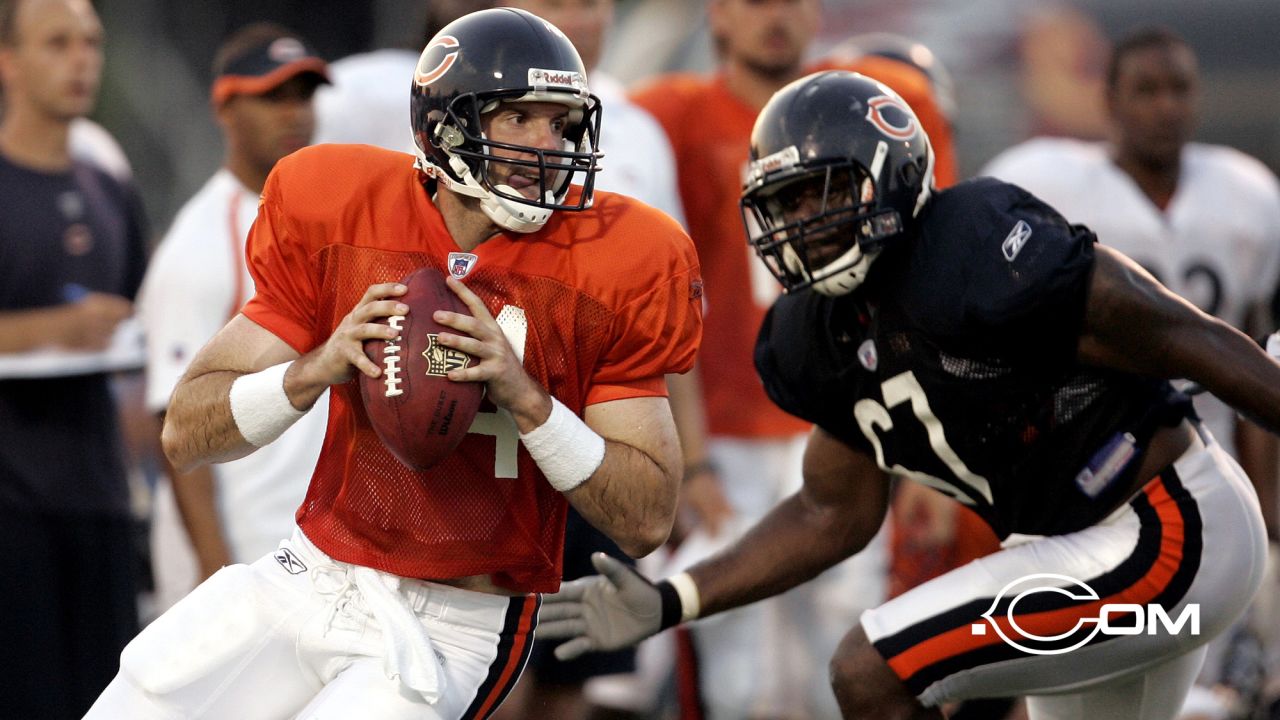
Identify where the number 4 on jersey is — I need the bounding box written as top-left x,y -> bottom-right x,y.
466,305 -> 527,478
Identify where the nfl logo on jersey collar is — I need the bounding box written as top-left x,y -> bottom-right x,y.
448,252 -> 478,279
858,338 -> 878,371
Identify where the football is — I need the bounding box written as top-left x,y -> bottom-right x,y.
359,267 -> 483,470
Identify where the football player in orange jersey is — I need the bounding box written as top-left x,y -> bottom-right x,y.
629,1 -> 957,717
485,2 -> 691,719
86,9 -> 701,720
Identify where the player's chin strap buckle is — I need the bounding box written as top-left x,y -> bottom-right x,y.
1266,331 -> 1280,360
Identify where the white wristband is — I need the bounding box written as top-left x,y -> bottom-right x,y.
519,397 -> 605,493
229,361 -> 306,447
668,572 -> 702,622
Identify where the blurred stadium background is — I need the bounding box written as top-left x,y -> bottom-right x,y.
91,0 -> 1280,234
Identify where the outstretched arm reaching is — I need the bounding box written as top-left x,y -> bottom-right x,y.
539,427 -> 890,659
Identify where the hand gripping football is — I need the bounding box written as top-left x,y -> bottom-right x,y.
359,268 -> 483,470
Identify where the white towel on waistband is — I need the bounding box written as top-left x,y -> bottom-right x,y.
350,565 -> 446,704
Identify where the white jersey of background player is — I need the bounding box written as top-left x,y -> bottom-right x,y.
982,27 -> 1280,466
984,138 -> 1280,455
984,28 -> 1280,720
313,2 -> 493,153
137,27 -> 332,609
140,170 -> 327,552
70,118 -> 132,181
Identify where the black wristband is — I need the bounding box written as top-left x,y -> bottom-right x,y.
655,579 -> 684,630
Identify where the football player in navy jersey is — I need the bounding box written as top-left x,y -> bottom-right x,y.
539,71 -> 1280,720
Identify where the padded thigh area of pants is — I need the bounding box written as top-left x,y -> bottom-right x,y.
119,563 -> 312,716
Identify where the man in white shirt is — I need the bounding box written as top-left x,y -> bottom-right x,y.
138,23 -> 331,609
983,26 -> 1280,720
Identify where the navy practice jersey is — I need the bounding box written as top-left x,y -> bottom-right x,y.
756,178 -> 1191,538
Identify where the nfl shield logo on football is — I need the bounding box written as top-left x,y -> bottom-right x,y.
448,252 -> 478,279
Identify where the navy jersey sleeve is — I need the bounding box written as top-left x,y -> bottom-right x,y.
906,178 -> 1096,365
755,292 -> 873,453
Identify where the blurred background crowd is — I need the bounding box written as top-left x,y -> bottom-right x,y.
3,0 -> 1279,719
93,0 -> 1280,228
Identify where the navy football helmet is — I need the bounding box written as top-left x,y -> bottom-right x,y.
410,8 -> 602,233
741,71 -> 934,295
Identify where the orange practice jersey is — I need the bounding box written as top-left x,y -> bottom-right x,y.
633,76 -> 806,438
242,145 -> 703,592
632,61 -> 953,438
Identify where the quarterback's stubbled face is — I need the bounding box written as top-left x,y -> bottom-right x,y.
1107,42 -> 1199,169
480,100 -> 575,201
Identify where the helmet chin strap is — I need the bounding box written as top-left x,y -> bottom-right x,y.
422,153 -> 554,234
792,242 -> 881,297
480,185 -> 553,234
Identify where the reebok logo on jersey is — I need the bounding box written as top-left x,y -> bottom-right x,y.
1002,220 -> 1032,262
274,548 -> 308,575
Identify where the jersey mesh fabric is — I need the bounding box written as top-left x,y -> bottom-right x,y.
303,248 -> 625,591
242,145 -> 701,592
